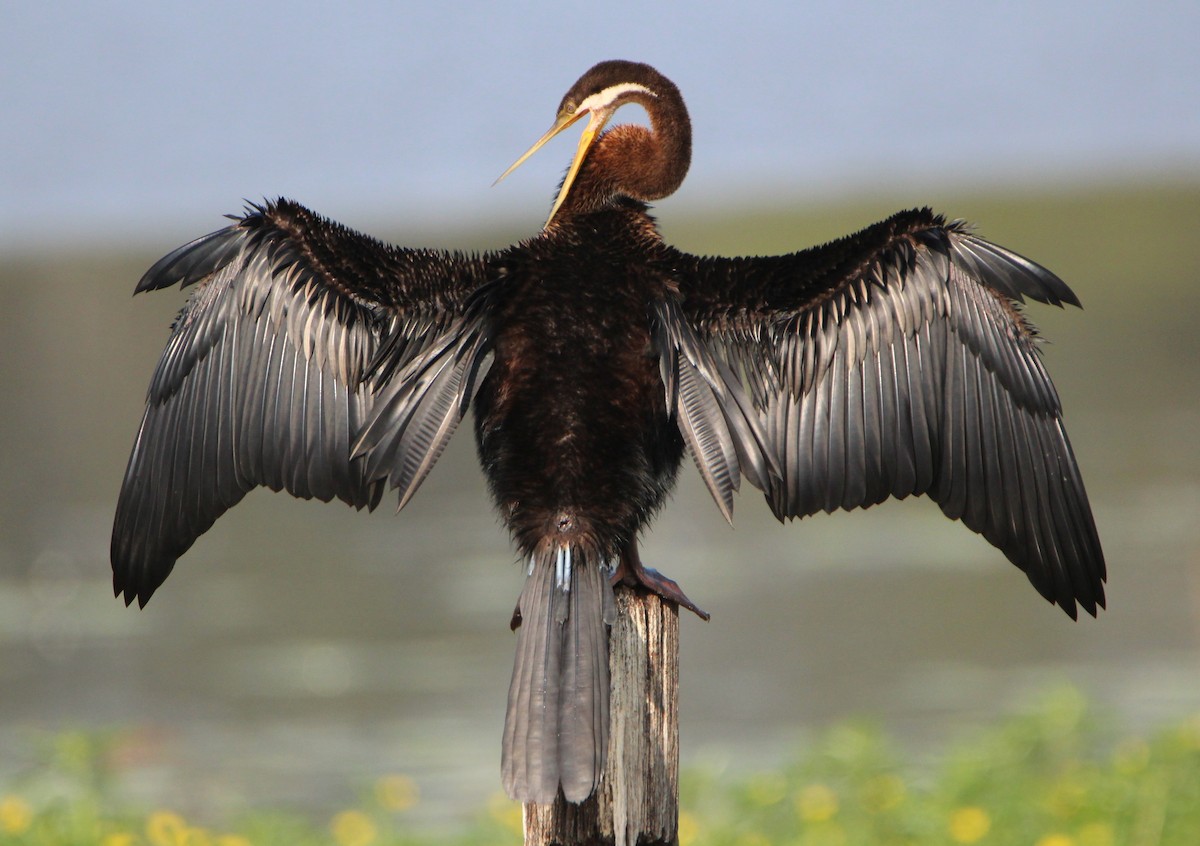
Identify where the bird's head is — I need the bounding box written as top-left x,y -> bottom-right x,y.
495,61 -> 688,227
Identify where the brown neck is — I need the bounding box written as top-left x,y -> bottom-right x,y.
564,83 -> 692,217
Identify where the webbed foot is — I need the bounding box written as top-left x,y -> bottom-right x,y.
612,541 -> 711,621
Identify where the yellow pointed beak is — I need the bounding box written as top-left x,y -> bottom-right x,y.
494,107 -> 607,228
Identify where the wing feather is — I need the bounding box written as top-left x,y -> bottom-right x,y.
112,199 -> 493,606
652,299 -> 779,522
676,208 -> 1105,618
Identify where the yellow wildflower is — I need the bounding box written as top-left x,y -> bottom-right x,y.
375,774 -> 419,811
795,783 -> 839,823
102,834 -> 137,846
330,810 -> 377,846
486,792 -> 523,834
147,810 -> 188,846
948,806 -> 991,844
1035,835 -> 1074,846
0,796 -> 32,835
216,836 -> 254,846
0,795 -> 32,834
677,810 -> 699,845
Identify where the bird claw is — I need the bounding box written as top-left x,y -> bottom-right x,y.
613,543 -> 711,621
510,543 -> 712,628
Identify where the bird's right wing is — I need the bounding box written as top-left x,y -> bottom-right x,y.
112,199 -> 495,606
667,208 -> 1104,619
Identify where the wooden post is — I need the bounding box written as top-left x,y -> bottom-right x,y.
522,587 -> 680,846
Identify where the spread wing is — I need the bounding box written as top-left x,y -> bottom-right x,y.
112,199 -> 495,606
663,208 -> 1105,618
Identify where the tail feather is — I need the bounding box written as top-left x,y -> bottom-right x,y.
503,544 -> 616,804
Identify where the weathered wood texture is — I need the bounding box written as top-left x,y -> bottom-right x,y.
523,588 -> 680,846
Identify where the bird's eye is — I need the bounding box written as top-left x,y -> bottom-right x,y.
562,101 -> 577,116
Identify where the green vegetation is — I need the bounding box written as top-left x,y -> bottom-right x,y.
678,687 -> 1200,846
4,689 -> 1200,845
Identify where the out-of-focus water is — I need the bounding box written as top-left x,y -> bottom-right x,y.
2,193 -> 1198,827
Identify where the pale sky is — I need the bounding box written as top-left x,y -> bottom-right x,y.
3,1 -> 1198,249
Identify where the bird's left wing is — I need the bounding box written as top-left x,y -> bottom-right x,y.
663,208 -> 1104,618
113,199 -> 494,606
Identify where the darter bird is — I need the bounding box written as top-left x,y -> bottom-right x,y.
112,60 -> 1105,805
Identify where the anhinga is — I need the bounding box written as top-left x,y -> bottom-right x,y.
112,60 -> 1105,805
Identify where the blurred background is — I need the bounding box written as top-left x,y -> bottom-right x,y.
2,0 -> 1198,831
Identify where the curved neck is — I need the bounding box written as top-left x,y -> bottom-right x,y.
563,82 -> 692,218
620,81 -> 692,201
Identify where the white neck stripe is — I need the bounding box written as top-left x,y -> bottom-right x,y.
577,82 -> 656,114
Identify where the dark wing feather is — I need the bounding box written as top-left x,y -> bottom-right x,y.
674,208 -> 1105,618
113,199 -> 493,606
652,297 -> 778,522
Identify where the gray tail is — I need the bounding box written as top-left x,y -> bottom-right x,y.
502,543 -> 616,804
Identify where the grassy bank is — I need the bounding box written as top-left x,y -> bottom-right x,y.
3,689 -> 1199,846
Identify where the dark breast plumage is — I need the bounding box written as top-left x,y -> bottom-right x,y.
475,207 -> 684,555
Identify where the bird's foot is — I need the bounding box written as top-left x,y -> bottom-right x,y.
613,542 -> 710,621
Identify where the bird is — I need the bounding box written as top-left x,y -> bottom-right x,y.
112,59 -> 1105,806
